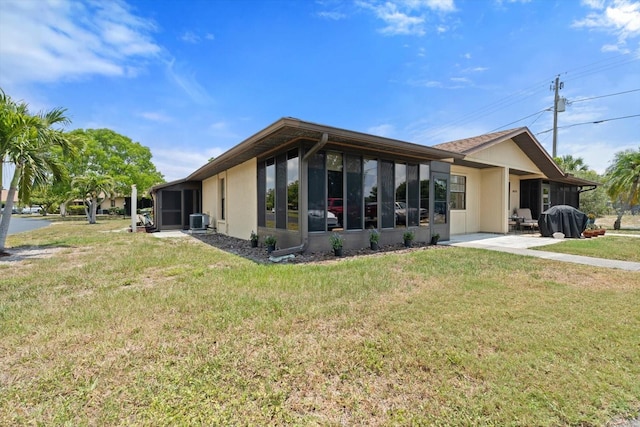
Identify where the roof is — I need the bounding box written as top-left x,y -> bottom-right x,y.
434,127 -> 599,188
187,117 -> 463,181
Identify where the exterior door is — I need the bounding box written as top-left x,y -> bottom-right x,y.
431,172 -> 450,241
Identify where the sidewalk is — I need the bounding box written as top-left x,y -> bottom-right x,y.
444,233 -> 640,272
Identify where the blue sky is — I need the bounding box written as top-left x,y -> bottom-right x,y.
1,0 -> 639,183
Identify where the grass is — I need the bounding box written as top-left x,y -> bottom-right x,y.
1,220 -> 639,425
535,235 -> 640,262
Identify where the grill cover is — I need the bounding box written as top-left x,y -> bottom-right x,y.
538,205 -> 588,238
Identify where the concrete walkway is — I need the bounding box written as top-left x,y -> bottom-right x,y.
443,233 -> 640,272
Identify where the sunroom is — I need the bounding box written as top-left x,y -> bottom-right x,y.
187,118 -> 462,253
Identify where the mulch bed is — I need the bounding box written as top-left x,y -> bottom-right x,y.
192,233 -> 449,264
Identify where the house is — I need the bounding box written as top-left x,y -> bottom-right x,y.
151,118 -> 596,252
433,127 -> 597,235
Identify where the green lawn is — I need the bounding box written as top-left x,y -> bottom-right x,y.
535,235 -> 640,262
1,220 -> 639,425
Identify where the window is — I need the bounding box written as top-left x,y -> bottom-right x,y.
346,154 -> 363,230
287,151 -> 299,231
308,152 -> 326,232
220,178 -> 225,220
327,152 -> 343,227
450,175 -> 466,210
380,160 -> 394,229
419,164 -> 430,226
363,159 -> 377,228
265,159 -> 275,227
407,164 -> 419,227
395,163 -> 407,227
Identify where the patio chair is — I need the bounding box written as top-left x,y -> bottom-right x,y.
516,208 -> 539,233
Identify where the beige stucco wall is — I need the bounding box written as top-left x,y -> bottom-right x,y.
202,158 -> 257,240
509,175 -> 521,215
450,166 -> 480,235
451,139 -> 549,235
467,139 -> 543,174
479,167 -> 508,233
202,175 -> 218,223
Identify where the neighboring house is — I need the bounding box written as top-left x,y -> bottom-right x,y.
151,118 -> 596,252
1,189 -> 19,204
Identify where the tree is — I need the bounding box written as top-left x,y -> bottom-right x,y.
554,155 -> 589,173
65,129 -> 164,197
70,174 -> 116,224
605,148 -> 640,230
553,155 -> 609,217
0,89 -> 76,254
574,170 -> 609,217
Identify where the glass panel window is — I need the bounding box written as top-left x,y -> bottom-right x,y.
346,154 -> 363,230
420,164 -> 430,226
450,175 -> 466,210
308,152 -> 327,232
364,159 -> 378,228
287,152 -> 299,231
380,160 -> 394,229
434,178 -> 447,224
407,164 -> 420,227
220,178 -> 225,220
395,163 -> 407,227
327,152 -> 344,228
265,159 -> 275,228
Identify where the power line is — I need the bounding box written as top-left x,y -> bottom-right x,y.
422,53 -> 638,142
536,114 -> 640,135
489,107 -> 552,132
484,88 -> 639,134
570,88 -> 640,104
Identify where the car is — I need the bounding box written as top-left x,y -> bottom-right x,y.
22,206 -> 43,214
308,209 -> 339,230
394,201 -> 428,225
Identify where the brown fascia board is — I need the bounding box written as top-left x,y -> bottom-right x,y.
150,178 -> 189,193
186,117 -> 462,181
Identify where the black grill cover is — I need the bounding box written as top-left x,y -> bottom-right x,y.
538,205 -> 588,238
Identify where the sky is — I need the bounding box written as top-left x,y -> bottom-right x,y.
1,0 -> 639,183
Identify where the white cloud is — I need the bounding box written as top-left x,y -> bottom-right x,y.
165,59 -> 213,105
138,112 -> 173,123
367,123 -> 396,137
0,0 -> 161,86
573,0 -> 640,49
208,121 -> 240,139
152,147 -> 225,182
356,0 -> 457,36
181,31 -> 201,43
180,30 -> 215,43
317,11 -> 348,20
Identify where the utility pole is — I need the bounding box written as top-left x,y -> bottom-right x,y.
551,75 -> 565,158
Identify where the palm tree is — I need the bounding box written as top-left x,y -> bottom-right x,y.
0,89 -> 75,254
70,174 -> 116,224
553,154 -> 589,173
605,148 -> 640,230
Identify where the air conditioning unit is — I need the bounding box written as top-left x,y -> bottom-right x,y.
189,213 -> 209,230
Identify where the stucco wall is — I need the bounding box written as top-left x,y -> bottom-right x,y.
467,139 -> 542,173
479,167 -> 507,233
450,166 -> 480,235
202,158 -> 257,240
202,175 -> 218,224
509,175 -> 521,214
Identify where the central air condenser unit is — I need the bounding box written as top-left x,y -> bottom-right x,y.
189,213 -> 209,230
